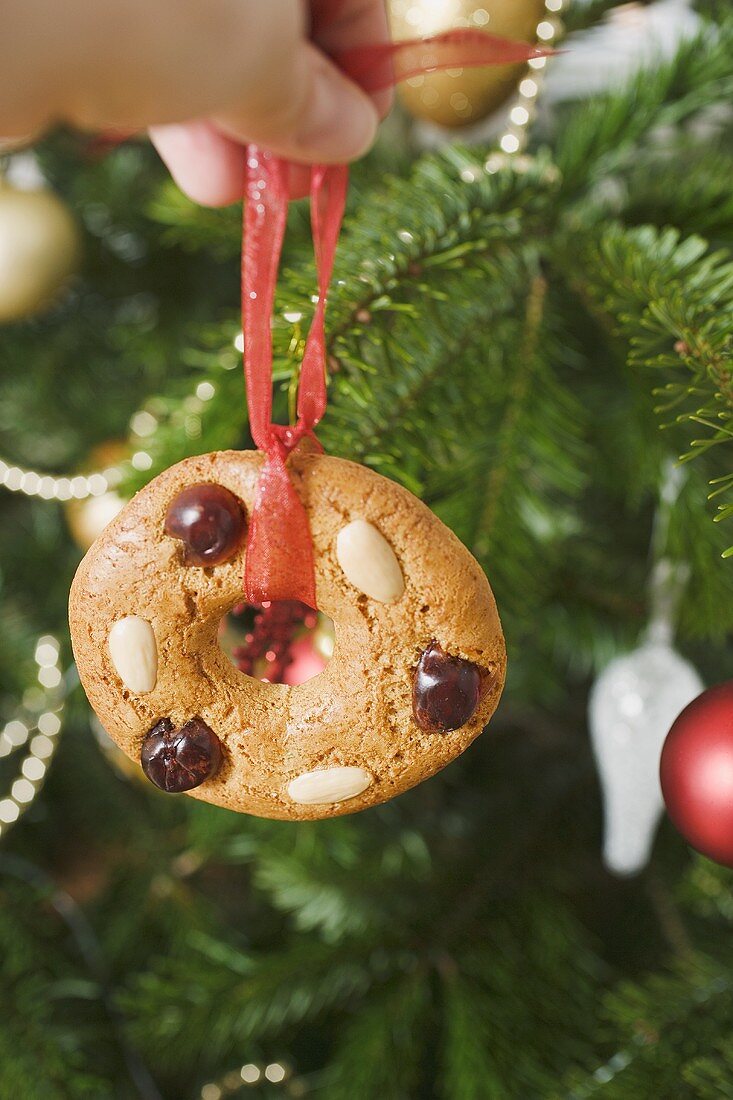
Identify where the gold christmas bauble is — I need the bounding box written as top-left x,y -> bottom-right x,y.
66,490 -> 126,552
389,0 -> 547,128
0,181 -> 81,323
65,440 -> 127,551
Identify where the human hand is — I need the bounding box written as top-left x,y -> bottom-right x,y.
1,0 -> 391,204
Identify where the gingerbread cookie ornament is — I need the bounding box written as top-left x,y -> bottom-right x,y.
66,27 -> 546,817
69,448 -> 505,819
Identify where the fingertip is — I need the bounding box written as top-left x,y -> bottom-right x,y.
149,120 -> 245,207
314,0 -> 394,120
293,57 -> 379,163
216,47 -> 378,167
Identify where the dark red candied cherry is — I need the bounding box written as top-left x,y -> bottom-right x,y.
164,483 -> 245,566
412,641 -> 483,734
141,716 -> 222,792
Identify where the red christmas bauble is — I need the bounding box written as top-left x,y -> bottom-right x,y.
660,681 -> 733,866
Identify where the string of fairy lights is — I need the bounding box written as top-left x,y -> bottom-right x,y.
0,378 -> 225,503
491,0 -> 563,159
0,634 -> 67,839
199,1061 -> 303,1100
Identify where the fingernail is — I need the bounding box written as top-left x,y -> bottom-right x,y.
298,70 -> 378,163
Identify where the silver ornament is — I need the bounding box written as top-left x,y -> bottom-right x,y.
589,464 -> 702,877
589,640 -> 703,876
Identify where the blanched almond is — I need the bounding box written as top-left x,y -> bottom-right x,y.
108,616 -> 157,693
336,519 -> 404,603
287,766 -> 372,805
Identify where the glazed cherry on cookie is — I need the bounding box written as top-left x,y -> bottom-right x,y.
164,483 -> 245,566
141,716 -> 222,792
412,642 -> 482,733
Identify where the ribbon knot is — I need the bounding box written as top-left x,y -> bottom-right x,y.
268,422 -> 322,460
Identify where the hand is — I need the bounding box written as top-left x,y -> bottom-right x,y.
1,0 -> 391,204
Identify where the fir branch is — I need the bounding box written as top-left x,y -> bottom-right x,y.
558,223 -> 733,554
563,0 -> 636,34
555,18 -> 733,201
324,972 -> 431,1100
562,952 -> 733,1099
147,182 -> 243,260
130,150 -> 560,496
681,1037 -> 733,1100
620,148 -> 733,248
439,973 -> 509,1100
123,936 -> 384,1073
472,272 -> 549,547
1,858 -> 157,1098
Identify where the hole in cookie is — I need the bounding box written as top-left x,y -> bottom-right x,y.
219,601 -> 334,686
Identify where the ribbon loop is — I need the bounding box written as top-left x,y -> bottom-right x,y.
243,148 -> 289,454
241,25 -> 553,608
242,153 -> 344,608
297,164 -> 348,429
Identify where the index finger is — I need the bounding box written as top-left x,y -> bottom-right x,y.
310,0 -> 393,117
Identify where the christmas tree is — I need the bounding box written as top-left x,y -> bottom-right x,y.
2,2 -> 733,1097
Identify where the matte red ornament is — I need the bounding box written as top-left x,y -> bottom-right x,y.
660,681 -> 733,867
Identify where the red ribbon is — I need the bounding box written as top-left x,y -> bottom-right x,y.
243,153 -> 347,607
242,25 -> 552,608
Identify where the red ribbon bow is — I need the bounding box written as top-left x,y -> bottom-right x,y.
241,22 -> 552,609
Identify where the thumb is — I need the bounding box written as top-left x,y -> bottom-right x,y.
214,42 -> 379,165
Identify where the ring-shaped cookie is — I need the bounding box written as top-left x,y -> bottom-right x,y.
69,450 -> 506,820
